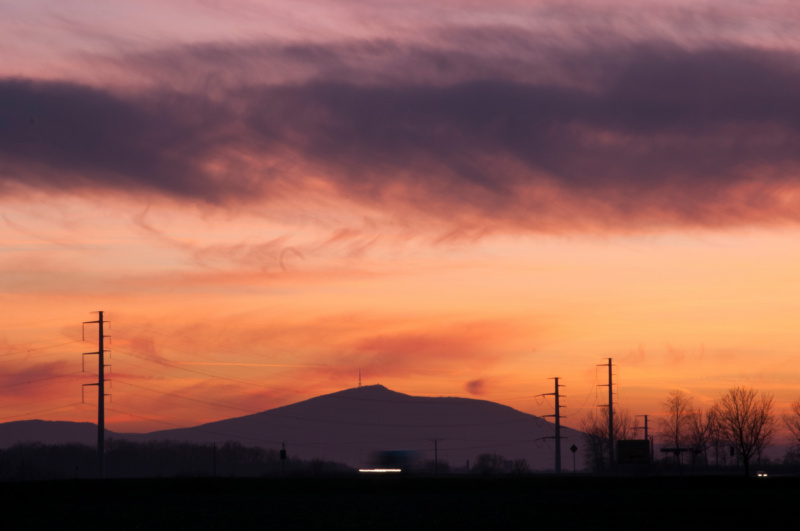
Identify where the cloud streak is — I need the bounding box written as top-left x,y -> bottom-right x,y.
3,32 -> 800,233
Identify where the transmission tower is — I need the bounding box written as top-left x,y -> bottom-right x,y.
540,377 -> 566,473
597,358 -> 614,466
82,311 -> 110,479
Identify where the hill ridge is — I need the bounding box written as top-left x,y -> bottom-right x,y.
0,386 -> 581,470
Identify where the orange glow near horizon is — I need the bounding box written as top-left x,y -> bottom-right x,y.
3,196 -> 800,443
3,1 -> 800,449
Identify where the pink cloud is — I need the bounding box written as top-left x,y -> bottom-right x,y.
5,38 -> 800,235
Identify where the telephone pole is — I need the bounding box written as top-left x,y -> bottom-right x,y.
636,414 -> 650,441
540,377 -> 566,473
635,414 -> 655,462
597,358 -> 614,467
433,438 -> 439,475
82,311 -> 109,479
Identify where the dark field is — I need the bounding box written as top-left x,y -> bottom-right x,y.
1,475 -> 796,530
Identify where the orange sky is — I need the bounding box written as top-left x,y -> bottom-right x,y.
4,195 -> 800,440
2,1 -> 800,445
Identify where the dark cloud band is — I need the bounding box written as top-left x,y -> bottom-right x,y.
2,39 -> 800,230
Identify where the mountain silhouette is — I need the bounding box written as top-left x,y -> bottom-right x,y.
1,385 -> 585,470
0,419 -> 114,448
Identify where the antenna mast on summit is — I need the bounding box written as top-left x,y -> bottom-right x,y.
358,368 -> 362,388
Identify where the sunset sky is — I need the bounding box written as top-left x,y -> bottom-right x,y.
2,0 -> 800,443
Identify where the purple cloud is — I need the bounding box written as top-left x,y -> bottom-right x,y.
466,379 -> 487,395
3,34 -> 800,232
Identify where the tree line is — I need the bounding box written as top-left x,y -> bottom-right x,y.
581,385 -> 800,476
0,439 -> 352,481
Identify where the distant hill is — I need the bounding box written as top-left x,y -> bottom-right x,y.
0,420 -> 115,448
0,386 -> 585,470
128,385 -> 584,470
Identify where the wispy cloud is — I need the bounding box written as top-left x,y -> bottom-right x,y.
0,359 -> 82,402
3,33 -> 800,234
4,0 -> 800,433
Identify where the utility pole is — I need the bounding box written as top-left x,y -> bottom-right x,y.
597,358 -> 614,467
434,438 -> 439,475
82,311 -> 110,479
540,377 -> 566,473
636,414 -> 649,441
636,414 -> 653,463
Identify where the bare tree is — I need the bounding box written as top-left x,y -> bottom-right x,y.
694,407 -> 732,467
581,406 -> 636,473
659,389 -> 694,449
511,458 -> 530,474
783,399 -> 800,445
687,407 -> 717,466
712,387 -> 776,477
472,453 -> 506,475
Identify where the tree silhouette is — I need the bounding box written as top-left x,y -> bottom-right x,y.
783,399 -> 800,445
712,386 -> 775,477
0,440 -> 354,480
580,406 -> 635,473
472,453 -> 506,475
511,458 -> 530,474
659,389 -> 694,468
687,407 -> 718,467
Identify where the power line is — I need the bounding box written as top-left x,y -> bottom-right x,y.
0,339 -> 83,360
104,406 -> 285,446
0,393 -> 78,411
0,402 -> 84,421
115,380 -> 259,415
113,379 -> 539,432
113,346 -> 303,395
572,369 -> 600,414
0,370 -> 83,390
